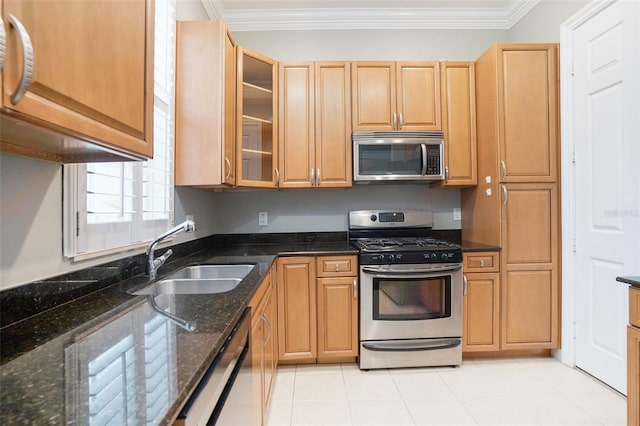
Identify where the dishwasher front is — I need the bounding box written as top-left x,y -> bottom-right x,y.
175,308 -> 257,425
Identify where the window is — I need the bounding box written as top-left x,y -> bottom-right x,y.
64,0 -> 176,259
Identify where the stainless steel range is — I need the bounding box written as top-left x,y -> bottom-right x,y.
349,209 -> 463,370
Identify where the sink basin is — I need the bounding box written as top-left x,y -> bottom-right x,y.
165,264 -> 255,280
132,264 -> 255,295
133,278 -> 242,295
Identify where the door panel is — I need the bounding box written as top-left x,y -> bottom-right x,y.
463,273 -> 500,351
573,0 -> 640,394
351,63 -> 395,130
503,184 -> 556,265
276,257 -> 316,361
502,269 -> 556,347
317,277 -> 358,358
315,62 -> 352,187
279,63 -> 315,188
499,46 -> 557,182
397,62 -> 440,130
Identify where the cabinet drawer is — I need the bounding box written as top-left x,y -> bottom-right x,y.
316,255 -> 358,277
630,287 -> 640,328
463,252 -> 499,273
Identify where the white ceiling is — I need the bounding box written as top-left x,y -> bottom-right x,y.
202,0 -> 541,31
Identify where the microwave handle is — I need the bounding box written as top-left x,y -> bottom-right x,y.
420,144 -> 427,176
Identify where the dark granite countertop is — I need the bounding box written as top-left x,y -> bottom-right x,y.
617,276 -> 640,288
0,236 -> 357,425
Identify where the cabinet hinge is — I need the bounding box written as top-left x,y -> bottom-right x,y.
76,211 -> 80,237
572,238 -> 577,252
571,151 -> 576,164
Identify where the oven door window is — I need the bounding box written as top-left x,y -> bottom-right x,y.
373,275 -> 451,320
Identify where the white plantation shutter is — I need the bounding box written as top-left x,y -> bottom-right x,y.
64,0 -> 176,258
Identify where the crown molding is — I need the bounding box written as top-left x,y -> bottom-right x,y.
220,0 -> 540,31
200,0 -> 224,19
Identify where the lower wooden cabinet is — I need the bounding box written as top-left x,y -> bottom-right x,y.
463,272 -> 500,351
249,265 -> 277,425
628,287 -> 640,426
277,255 -> 358,363
277,257 -> 317,361
463,251 -> 501,352
317,277 -> 358,360
629,325 -> 640,426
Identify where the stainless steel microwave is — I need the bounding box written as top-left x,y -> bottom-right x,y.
353,131 -> 445,182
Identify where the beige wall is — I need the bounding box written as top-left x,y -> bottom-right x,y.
509,0 -> 589,42
0,0 -> 585,290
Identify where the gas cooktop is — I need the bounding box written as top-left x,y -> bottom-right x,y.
352,237 -> 460,252
348,210 -> 462,265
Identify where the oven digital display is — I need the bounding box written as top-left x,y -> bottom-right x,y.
378,212 -> 405,223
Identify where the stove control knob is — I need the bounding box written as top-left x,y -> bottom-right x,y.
430,253 -> 437,260
370,214 -> 377,222
441,252 -> 448,260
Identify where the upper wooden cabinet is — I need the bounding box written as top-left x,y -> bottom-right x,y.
434,62 -> 477,188
475,44 -> 558,183
0,0 -> 154,162
237,47 -> 278,188
175,20 -> 236,187
351,62 -> 440,131
278,62 -> 351,188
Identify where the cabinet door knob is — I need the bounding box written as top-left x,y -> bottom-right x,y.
480,260 -> 485,267
316,168 -> 320,185
353,278 -> 358,299
501,160 -> 507,181
275,168 -> 280,187
310,168 -> 315,185
502,185 -> 508,205
393,112 -> 398,129
399,112 -> 404,129
7,14 -> 34,105
463,275 -> 468,296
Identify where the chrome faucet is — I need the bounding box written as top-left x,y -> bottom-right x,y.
147,218 -> 196,279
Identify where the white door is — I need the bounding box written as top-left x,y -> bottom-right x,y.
571,0 -> 640,394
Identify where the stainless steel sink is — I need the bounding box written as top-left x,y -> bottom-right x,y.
166,264 -> 254,280
132,264 -> 255,295
133,278 -> 243,295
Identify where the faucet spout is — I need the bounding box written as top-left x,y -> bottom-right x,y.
147,219 -> 196,279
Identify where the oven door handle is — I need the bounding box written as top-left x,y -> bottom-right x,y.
362,265 -> 461,275
362,339 -> 461,352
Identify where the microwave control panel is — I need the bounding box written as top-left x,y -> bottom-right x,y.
425,146 -> 441,175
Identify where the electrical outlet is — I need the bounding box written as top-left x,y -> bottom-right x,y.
453,208 -> 462,221
258,212 -> 268,226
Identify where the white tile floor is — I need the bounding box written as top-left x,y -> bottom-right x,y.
266,358 -> 626,426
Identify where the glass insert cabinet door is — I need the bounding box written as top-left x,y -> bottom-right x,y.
236,47 -> 278,187
373,275 -> 452,321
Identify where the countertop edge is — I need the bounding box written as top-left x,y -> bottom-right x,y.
617,276 -> 640,287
